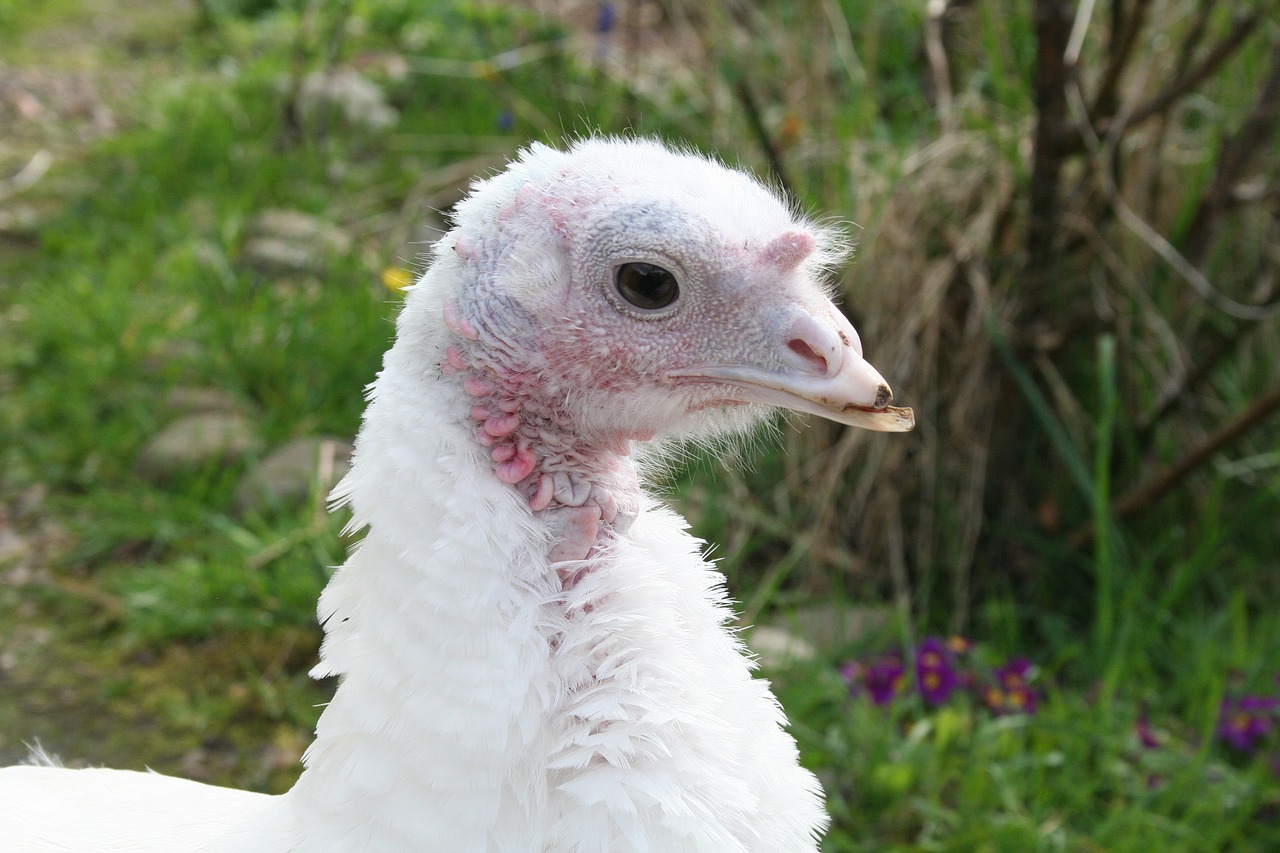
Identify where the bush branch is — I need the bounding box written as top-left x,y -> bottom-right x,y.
1025,0 -> 1076,273
1091,0 -> 1153,122
1070,384 -> 1280,548
924,0 -> 955,132
1116,7 -> 1267,133
1181,45 -> 1280,265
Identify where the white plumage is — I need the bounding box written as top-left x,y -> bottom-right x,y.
0,138 -> 912,852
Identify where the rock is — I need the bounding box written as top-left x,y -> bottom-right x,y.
242,209 -> 354,275
140,338 -> 205,376
0,528 -> 33,578
774,603 -> 889,651
749,604 -> 890,669
136,412 -> 262,482
0,205 -> 42,240
249,209 -> 352,252
235,436 -> 353,514
163,386 -> 244,417
240,237 -> 315,275
747,626 -> 817,670
297,68 -> 398,131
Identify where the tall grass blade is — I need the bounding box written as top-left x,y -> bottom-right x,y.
987,318 -> 1093,501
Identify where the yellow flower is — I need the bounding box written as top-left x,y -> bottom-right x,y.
381,268 -> 414,293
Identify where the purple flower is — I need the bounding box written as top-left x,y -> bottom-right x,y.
496,109 -> 515,133
1005,684 -> 1038,714
863,656 -> 905,706
595,3 -> 616,35
839,660 -> 862,690
1218,695 -> 1278,753
1135,712 -> 1160,749
996,657 -> 1033,688
1239,694 -> 1276,715
839,655 -> 904,706
980,684 -> 1006,714
915,636 -> 960,706
982,657 -> 1039,715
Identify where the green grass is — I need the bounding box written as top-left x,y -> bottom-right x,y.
782,675 -> 1278,851
1,0 -> 1277,849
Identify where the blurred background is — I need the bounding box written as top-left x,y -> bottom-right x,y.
1,0 -> 1277,848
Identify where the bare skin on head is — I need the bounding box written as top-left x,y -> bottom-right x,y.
437,157 -> 912,571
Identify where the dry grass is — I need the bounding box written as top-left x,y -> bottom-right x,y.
551,0 -> 1280,637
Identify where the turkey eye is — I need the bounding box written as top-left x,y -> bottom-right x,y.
614,262 -> 680,311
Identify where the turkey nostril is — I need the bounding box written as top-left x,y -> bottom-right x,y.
787,339 -> 829,375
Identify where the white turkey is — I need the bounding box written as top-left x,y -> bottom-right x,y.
0,137 -> 913,852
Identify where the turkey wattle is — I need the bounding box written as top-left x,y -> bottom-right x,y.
0,137 -> 913,852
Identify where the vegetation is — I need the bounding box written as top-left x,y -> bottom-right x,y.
1,0 -> 1277,848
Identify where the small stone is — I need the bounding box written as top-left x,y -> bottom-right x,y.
140,338 -> 205,376
0,205 -> 42,239
748,604 -> 890,669
748,627 -> 817,669
136,412 -> 262,481
773,603 -> 889,652
15,483 -> 48,518
0,529 -> 32,574
235,437 -> 353,513
163,387 -> 244,417
242,209 -> 353,275
297,68 -> 398,131
250,210 -> 353,252
241,237 -> 316,275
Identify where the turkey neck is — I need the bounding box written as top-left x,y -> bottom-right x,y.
441,288 -> 643,572
284,284 -> 644,846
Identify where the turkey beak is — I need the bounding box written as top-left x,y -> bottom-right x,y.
669,307 -> 915,432
769,309 -> 914,432
747,307 -> 916,432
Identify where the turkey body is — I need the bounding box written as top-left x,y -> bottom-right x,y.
0,137 -> 912,852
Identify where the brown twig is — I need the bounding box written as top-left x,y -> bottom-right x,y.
1113,8 -> 1267,135
1180,46 -> 1280,266
1173,0 -> 1214,77
1136,319 -> 1264,441
1025,0 -> 1076,274
1124,39 -> 1280,442
1069,384 -> 1280,548
1091,0 -> 1153,123
1054,3 -> 1273,157
1064,55 -> 1280,323
924,0 -> 955,132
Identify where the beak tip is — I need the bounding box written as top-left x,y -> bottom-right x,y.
845,404 -> 915,432
894,406 -> 916,431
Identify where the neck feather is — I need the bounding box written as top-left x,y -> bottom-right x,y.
279,268 -> 826,851
441,286 -> 643,567
283,291 -> 641,845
